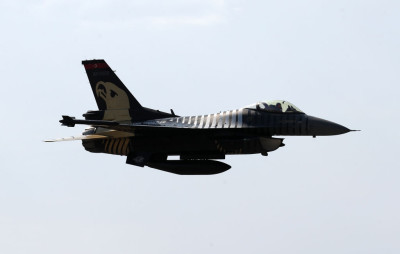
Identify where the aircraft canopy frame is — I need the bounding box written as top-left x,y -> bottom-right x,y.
245,100 -> 304,114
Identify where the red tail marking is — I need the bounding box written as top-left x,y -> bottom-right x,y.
84,63 -> 109,70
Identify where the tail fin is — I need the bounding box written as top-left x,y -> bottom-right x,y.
82,59 -> 173,122
82,59 -> 141,111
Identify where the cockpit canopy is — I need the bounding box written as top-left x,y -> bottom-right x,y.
245,100 -> 304,113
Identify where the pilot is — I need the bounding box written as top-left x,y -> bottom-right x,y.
263,102 -> 282,112
276,103 -> 282,112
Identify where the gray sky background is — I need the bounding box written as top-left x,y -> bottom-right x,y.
1,0 -> 399,253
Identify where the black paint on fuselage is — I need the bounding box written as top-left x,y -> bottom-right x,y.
52,59 -> 352,175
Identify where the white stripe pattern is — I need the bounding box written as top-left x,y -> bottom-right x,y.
230,110 -> 237,128
237,108 -> 243,128
211,114 -> 218,128
217,111 -> 224,128
205,114 -> 211,128
199,115 -> 205,128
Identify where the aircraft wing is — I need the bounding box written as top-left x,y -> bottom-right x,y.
57,115 -> 246,136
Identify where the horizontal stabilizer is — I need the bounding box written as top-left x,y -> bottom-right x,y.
44,134 -> 108,142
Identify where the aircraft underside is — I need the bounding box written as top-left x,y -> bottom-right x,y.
82,132 -> 284,174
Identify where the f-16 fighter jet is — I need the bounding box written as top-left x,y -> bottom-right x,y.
47,60 -> 355,175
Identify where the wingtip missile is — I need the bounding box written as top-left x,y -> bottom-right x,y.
59,115 -> 120,128
60,115 -> 76,127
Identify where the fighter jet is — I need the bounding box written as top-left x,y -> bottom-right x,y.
46,59 -> 355,175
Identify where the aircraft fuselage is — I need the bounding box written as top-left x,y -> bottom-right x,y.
48,59 -> 354,175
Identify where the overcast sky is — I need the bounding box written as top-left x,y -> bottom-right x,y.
1,0 -> 399,253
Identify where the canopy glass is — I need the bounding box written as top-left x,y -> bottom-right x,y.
245,100 -> 304,113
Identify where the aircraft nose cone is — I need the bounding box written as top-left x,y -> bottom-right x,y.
307,115 -> 350,136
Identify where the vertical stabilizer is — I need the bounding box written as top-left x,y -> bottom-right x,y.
82,59 -> 173,122
82,59 -> 141,111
